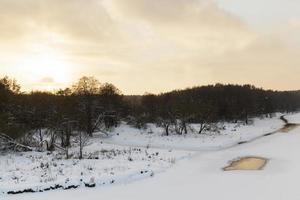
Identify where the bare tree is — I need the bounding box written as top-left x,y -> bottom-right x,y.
72,76 -> 101,136
77,131 -> 89,159
0,133 -> 33,152
156,117 -> 173,136
175,114 -> 193,135
42,129 -> 58,151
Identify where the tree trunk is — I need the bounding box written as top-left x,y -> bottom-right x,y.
199,123 -> 206,134
38,129 -> 43,146
165,124 -> 169,136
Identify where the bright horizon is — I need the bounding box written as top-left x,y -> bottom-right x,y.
1,0 -> 300,94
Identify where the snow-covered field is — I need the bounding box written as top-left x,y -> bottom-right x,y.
0,143 -> 191,195
104,114 -> 285,151
2,112 -> 300,200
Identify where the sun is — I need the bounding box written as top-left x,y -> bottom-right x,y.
16,47 -> 71,91
25,53 -> 69,83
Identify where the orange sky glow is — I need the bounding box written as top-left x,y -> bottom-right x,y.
1,0 -> 300,94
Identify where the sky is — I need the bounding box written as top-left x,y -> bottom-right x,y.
0,0 -> 300,94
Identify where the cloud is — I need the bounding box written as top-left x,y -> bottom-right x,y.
1,0 -> 122,44
289,19 -> 300,29
209,35 -> 300,90
107,0 -> 255,54
0,0 -> 299,93
40,77 -> 55,83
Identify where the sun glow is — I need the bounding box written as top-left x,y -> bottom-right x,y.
15,46 -> 71,91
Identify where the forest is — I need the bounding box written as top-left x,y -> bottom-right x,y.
1,76 -> 300,153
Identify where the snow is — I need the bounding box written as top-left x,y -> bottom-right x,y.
0,143 -> 191,194
2,112 -> 300,200
284,113 -> 300,124
103,114 -> 284,151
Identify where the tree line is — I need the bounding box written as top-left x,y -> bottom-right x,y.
0,76 -> 126,156
132,84 -> 300,135
1,76 -> 300,154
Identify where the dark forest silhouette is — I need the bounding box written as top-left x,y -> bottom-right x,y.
1,76 -> 299,152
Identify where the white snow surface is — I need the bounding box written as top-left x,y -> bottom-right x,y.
2,112 -> 300,200
102,114 -> 284,151
0,143 -> 191,194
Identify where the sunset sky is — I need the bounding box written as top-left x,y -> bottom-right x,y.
0,0 -> 300,94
